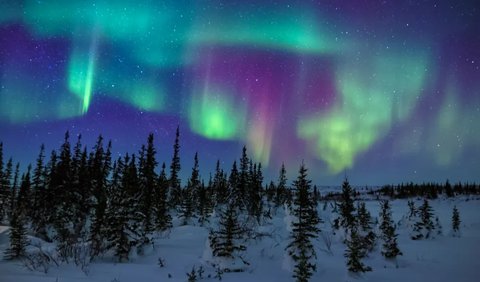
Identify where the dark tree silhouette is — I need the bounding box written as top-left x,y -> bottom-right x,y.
345,226 -> 372,273
169,126 -> 182,208
452,205 -> 461,236
339,178 -> 356,229
287,162 -> 320,282
379,200 -> 402,259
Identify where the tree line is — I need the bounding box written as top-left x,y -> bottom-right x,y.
0,128 -> 278,263
0,130 -> 469,281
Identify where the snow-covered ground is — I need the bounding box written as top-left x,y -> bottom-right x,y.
1,197 -> 479,282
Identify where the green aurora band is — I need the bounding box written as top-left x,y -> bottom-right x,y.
189,84 -> 246,140
1,0 -> 477,179
298,52 -> 429,173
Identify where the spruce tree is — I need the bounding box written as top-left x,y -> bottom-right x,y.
53,132 -> 84,260
209,204 -> 246,259
122,154 -> 143,247
407,200 -> 416,220
8,163 -> 20,219
0,142 -> 6,222
452,205 -> 461,236
445,179 -> 454,197
180,153 -> 200,225
356,202 -> 376,253
412,199 -> 435,240
89,198 -> 107,259
169,126 -> 182,208
44,150 -> 58,229
31,144 -> 48,239
74,147 -> 90,238
274,163 -> 287,207
70,135 -> 90,238
357,202 -> 372,231
197,182 -> 213,226
1,159 -> 13,223
105,158 -> 132,262
16,166 -> 32,219
138,134 -> 158,245
154,163 -> 171,231
238,146 -> 249,210
180,185 -> 195,226
190,152 -> 201,191
228,161 -> 240,206
89,136 -> 111,259
287,162 -> 320,282
379,200 -> 402,259
4,209 -> 28,260
345,226 -> 372,273
247,162 -> 263,221
338,178 -> 356,229
212,160 -> 228,206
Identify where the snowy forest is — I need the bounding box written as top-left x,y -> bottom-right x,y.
0,129 -> 479,282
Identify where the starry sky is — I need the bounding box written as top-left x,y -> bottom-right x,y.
0,0 -> 479,185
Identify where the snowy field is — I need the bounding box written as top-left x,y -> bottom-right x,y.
1,197 -> 479,282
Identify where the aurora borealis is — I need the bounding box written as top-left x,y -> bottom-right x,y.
0,0 -> 479,184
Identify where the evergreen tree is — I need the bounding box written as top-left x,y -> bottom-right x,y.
16,166 -> 32,219
4,208 -> 28,260
266,181 -> 276,204
238,146 -> 249,210
31,144 -> 48,239
357,202 -> 371,231
247,162 -> 263,221
122,154 -> 143,248
187,266 -> 198,282
228,161 -> 239,206
154,163 -> 171,231
105,158 -> 132,262
445,179 -> 454,197
407,200 -> 416,220
212,160 -> 228,206
0,158 -> 13,223
179,187 -> 195,225
138,134 -> 158,245
69,135 -> 90,238
179,153 -> 200,225
338,178 -> 356,229
89,136 -> 112,259
344,226 -> 372,273
74,147 -> 91,238
356,202 -> 376,253
190,152 -> 201,190
0,142 -> 6,222
52,132 -> 78,259
197,182 -> 213,226
412,199 -> 435,240
8,163 -> 20,219
169,126 -> 182,208
209,204 -> 246,259
44,150 -> 58,229
379,200 -> 402,259
90,197 -> 107,259
452,205 -> 461,236
287,162 -> 320,282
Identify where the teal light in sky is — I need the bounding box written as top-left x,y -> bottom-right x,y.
190,7 -> 347,54
67,30 -> 99,114
1,0 -> 478,184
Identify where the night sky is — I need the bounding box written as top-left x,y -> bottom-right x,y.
0,0 -> 479,185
